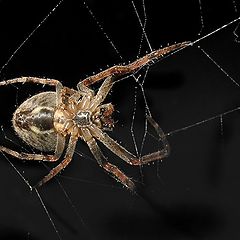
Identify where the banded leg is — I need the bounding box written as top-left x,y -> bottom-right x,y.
88,116 -> 170,165
81,128 -> 135,191
36,135 -> 78,187
0,134 -> 65,162
0,77 -> 61,87
0,76 -> 64,106
79,42 -> 190,87
88,76 -> 114,111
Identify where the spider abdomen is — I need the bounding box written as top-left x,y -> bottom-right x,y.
13,91 -> 57,152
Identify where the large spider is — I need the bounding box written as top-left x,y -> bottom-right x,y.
0,42 -> 189,190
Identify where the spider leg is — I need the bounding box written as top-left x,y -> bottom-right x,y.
36,135 -> 78,187
88,116 -> 170,165
88,76 -> 113,111
0,76 -> 64,106
81,128 -> 135,191
80,41 -> 190,87
0,134 -> 65,161
77,78 -> 95,94
75,76 -> 113,111
0,77 -> 61,87
67,82 -> 94,104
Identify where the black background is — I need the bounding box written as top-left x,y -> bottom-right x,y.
0,0 -> 240,239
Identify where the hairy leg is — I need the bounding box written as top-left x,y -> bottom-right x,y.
0,77 -> 61,87
88,76 -> 114,111
0,134 -> 65,161
81,128 -> 135,190
36,135 -> 78,187
89,116 -> 170,165
79,42 -> 190,87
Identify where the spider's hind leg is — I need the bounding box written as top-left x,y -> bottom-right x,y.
0,134 -> 65,162
35,135 -> 77,187
0,146 -> 59,161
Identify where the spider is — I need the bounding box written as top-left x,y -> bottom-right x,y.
0,41 -> 189,190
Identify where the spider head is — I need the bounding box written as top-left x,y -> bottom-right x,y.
92,103 -> 114,131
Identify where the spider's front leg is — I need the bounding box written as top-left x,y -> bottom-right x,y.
79,41 -> 190,87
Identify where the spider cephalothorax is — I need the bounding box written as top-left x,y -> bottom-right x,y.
0,41 -> 189,190
53,84 -> 115,137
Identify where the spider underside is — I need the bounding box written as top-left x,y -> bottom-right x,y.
0,42 -> 189,190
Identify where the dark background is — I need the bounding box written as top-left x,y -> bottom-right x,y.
0,0 -> 240,239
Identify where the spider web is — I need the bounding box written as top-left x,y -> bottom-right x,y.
0,0 -> 240,239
